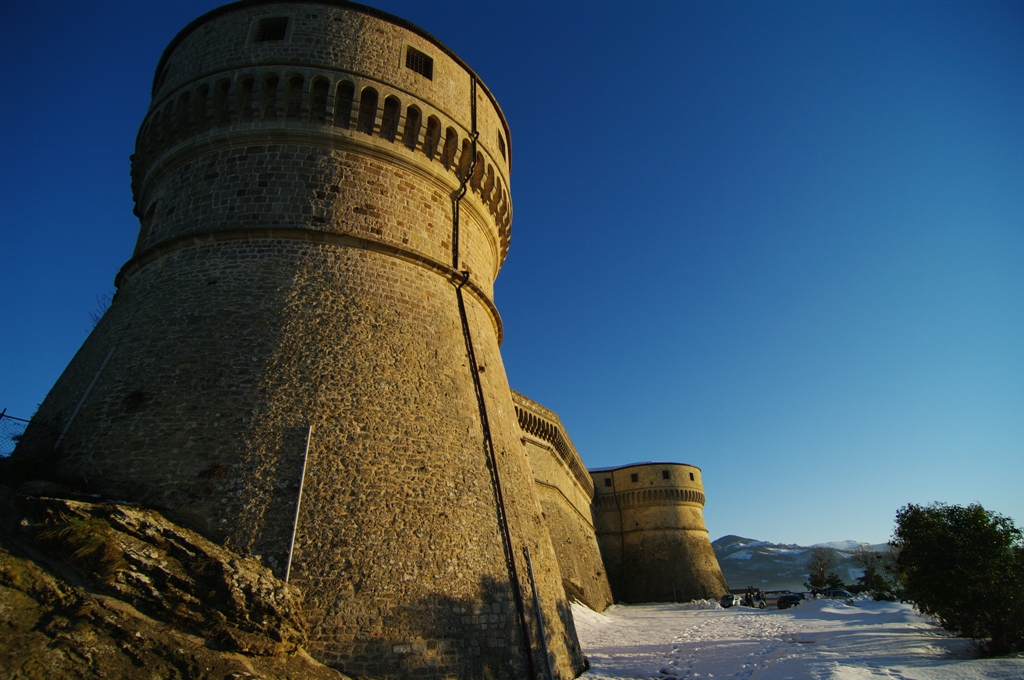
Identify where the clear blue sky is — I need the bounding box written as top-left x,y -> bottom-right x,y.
2,1 -> 1021,546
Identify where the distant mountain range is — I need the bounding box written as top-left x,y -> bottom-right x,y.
711,535 -> 890,592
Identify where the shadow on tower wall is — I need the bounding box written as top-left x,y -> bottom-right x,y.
326,574 -> 527,679
322,572 -> 585,679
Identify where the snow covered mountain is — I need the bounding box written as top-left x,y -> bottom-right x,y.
711,535 -> 889,591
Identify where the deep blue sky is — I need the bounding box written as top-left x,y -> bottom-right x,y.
2,1 -> 1022,545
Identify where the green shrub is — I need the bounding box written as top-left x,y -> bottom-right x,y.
892,502 -> 1024,656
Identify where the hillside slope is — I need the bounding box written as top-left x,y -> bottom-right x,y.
712,534 -> 889,591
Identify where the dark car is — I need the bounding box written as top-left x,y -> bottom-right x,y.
823,588 -> 854,600
777,593 -> 803,610
720,594 -> 742,608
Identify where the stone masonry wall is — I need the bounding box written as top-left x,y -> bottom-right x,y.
17,3 -> 583,678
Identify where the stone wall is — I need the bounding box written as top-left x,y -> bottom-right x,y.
16,3 -> 583,678
591,463 -> 729,603
513,392 -> 613,612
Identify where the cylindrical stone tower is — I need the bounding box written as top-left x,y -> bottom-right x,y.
590,462 -> 729,603
17,2 -> 585,678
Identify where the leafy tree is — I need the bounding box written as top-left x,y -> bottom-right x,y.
892,502 -> 1024,656
824,571 -> 845,589
805,547 -> 839,590
853,546 -> 890,595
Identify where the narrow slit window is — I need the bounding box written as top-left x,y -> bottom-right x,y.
442,128 -> 458,169
497,132 -> 506,159
356,87 -> 378,135
403,106 -> 421,151
380,96 -> 401,142
285,74 -> 303,120
212,79 -> 231,127
309,77 -> 329,123
405,46 -> 433,79
689,472 -> 695,481
422,116 -> 441,160
334,81 -> 355,129
255,17 -> 289,42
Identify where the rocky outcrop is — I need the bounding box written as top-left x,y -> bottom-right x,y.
0,485 -> 346,679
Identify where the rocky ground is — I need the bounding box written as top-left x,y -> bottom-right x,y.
0,481 -> 347,679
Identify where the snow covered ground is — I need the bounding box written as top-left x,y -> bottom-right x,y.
572,598 -> 1024,679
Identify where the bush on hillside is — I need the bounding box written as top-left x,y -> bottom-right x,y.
891,502 -> 1024,656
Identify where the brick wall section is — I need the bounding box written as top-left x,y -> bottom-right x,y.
17,2 -> 584,678
134,140 -> 500,301
591,463 -> 729,603
513,392 -> 614,611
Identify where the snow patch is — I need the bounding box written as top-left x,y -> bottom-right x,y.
812,540 -> 868,551
723,549 -> 753,560
572,598 -> 1023,679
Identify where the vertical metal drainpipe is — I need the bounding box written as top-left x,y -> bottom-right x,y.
451,76 -> 539,679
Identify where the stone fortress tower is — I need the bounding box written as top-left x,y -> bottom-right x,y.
18,1 -> 585,677
590,463 -> 729,603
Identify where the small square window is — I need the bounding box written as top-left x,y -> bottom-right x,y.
405,46 -> 433,79
630,473 -> 638,483
662,470 -> 669,480
255,17 -> 288,42
604,478 -> 611,487
689,472 -> 695,481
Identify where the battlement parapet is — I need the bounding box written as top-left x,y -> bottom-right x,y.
591,462 -> 705,496
131,70 -> 510,261
593,487 -> 705,509
512,391 -> 592,498
131,1 -> 512,280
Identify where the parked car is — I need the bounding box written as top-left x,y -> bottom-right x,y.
823,588 -> 854,599
777,593 -> 803,610
720,594 -> 742,608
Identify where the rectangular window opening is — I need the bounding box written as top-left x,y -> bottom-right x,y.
662,470 -> 669,480
405,46 -> 434,80
255,17 -> 289,42
604,478 -> 611,487
689,472 -> 695,481
630,473 -> 638,483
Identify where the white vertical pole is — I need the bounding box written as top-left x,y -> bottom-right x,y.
284,425 -> 312,583
54,345 -> 116,451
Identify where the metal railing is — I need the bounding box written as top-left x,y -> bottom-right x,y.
0,409 -> 30,457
